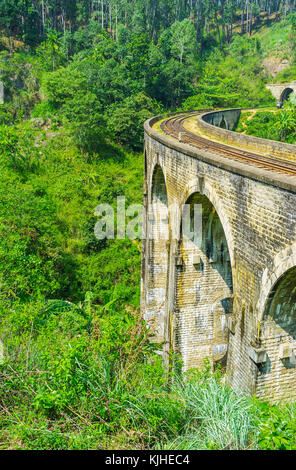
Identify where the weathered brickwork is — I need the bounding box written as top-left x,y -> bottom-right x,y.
142,114 -> 296,401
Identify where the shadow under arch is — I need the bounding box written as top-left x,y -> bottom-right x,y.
256,243 -> 296,324
151,164 -> 168,206
219,116 -> 227,129
144,149 -> 148,182
174,191 -> 233,371
204,205 -> 233,294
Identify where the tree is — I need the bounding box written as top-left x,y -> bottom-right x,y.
37,30 -> 64,71
62,91 -> 105,153
169,19 -> 197,63
106,92 -> 161,149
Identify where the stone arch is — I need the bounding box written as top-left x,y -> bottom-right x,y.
174,188 -> 233,371
256,243 -> 296,323
148,155 -> 165,196
144,163 -> 169,343
280,87 -> 293,106
255,264 -> 296,401
150,164 -> 169,242
151,164 -> 168,205
181,178 -> 235,268
264,266 -> 296,326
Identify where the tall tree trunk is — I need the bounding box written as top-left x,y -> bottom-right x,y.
214,9 -> 222,48
241,5 -> 245,34
246,0 -> 249,36
61,9 -> 66,34
41,0 -> 45,34
196,0 -> 203,52
109,1 -> 112,37
115,5 -> 118,41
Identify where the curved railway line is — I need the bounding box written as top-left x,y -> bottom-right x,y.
160,111 -> 296,176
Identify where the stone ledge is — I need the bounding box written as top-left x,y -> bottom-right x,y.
248,345 -> 267,364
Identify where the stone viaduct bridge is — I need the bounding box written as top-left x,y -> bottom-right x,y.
141,107 -> 296,402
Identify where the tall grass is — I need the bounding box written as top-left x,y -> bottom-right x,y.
170,376 -> 257,450
124,366 -> 258,450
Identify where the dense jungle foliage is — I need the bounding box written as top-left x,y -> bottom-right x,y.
1,1 -> 296,450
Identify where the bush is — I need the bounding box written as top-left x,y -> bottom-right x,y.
236,111 -> 279,140
255,400 -> 296,450
0,125 -> 40,173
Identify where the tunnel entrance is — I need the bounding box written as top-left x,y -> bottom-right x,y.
280,87 -> 293,107
174,193 -> 233,371
256,266 -> 296,401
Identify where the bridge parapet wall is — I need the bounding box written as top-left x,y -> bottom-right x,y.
198,109 -> 296,162
201,108 -> 241,131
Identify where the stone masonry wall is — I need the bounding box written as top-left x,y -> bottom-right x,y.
142,116 -> 296,400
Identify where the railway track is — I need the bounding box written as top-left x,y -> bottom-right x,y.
160,111 -> 296,176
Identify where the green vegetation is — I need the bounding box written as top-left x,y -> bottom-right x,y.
236,97 -> 296,143
0,0 -> 296,451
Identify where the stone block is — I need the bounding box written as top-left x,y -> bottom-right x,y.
248,345 -> 267,364
227,316 -> 236,334
175,256 -> 183,266
192,254 -> 200,265
279,343 -> 292,359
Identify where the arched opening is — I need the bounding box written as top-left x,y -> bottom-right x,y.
145,165 -> 169,344
256,266 -> 296,401
280,87 -> 293,107
220,117 -> 227,129
151,165 -> 169,242
265,266 -> 296,330
151,165 -> 168,205
174,192 -> 233,371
